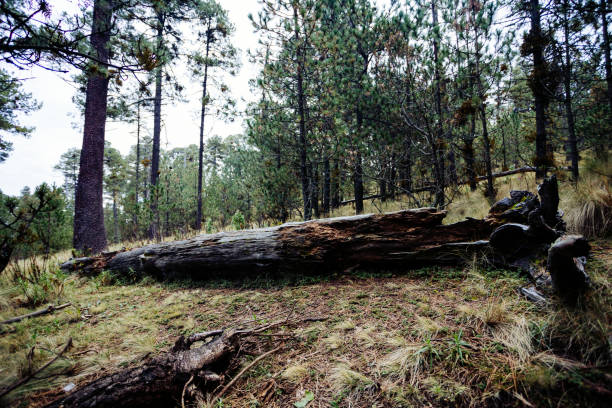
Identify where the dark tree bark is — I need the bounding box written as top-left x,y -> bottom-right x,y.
603,0 -> 612,114
465,108 -> 477,191
44,330 -> 240,408
196,20 -> 212,231
149,16 -> 164,240
528,0 -> 549,178
293,4 -> 311,221
331,159 -> 340,209
601,0 -> 612,161
323,157 -> 330,215
73,0 -> 113,254
61,208 -> 496,280
353,151 -> 364,214
431,0 -> 445,208
562,0 -> 579,180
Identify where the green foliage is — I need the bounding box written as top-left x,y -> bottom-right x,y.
0,69 -> 40,162
0,184 -> 69,273
7,258 -> 66,306
231,210 -> 246,230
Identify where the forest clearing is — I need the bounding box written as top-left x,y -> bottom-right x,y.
1,0 -> 611,407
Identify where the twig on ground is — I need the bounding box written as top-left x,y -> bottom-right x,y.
0,338 -> 72,398
0,303 -> 72,325
213,346 -> 282,402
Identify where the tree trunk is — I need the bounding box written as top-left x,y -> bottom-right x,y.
479,105 -> 495,197
432,0 -> 445,208
310,162 -> 319,218
353,150 -> 364,214
112,190 -> 119,243
149,16 -> 164,240
331,159 -> 340,209
61,208 -> 495,280
134,101 -> 141,236
529,0 -> 549,178
323,157 -> 330,215
601,0 -> 612,161
73,0 -> 113,254
294,5 -> 311,221
196,28 -> 211,231
563,0 -> 579,180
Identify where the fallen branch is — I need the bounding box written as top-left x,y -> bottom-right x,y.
340,166 -> 538,205
0,338 -> 72,398
0,303 -> 71,325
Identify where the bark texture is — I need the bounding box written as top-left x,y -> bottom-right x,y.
62,208 -> 495,280
44,330 -> 240,408
73,0 -> 113,254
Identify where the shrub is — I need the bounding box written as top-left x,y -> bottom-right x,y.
231,210 -> 246,230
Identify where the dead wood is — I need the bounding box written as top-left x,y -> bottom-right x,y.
0,303 -> 71,325
44,318 -> 322,408
0,338 -> 72,399
61,209 -> 497,280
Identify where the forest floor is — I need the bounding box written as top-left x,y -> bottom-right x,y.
0,239 -> 610,407
1,171 -> 611,407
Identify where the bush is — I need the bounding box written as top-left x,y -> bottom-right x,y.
231,210 -> 246,230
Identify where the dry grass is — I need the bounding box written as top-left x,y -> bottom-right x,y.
0,245 -> 609,407
0,168 -> 610,407
563,169 -> 612,238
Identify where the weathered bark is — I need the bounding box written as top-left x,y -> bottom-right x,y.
528,0 -> 549,178
149,16 -> 164,241
73,0 -> 113,254
548,235 -> 590,304
44,330 -> 240,408
62,208 -> 496,280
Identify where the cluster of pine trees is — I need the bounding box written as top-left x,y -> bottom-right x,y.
0,0 -> 610,259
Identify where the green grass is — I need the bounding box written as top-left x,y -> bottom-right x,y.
0,242 -> 609,407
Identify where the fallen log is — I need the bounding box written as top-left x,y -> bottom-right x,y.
44,318 -> 321,408
61,209 -> 497,280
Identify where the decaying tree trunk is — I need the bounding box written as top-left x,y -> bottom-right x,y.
44,319 -> 321,408
62,209 -> 497,280
62,175 -> 583,296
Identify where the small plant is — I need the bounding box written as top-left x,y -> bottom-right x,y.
447,330 -> 470,365
205,218 -> 214,234
415,336 -> 442,368
231,210 -> 246,230
8,257 -> 65,306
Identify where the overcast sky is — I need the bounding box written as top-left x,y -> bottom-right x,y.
0,0 -> 263,196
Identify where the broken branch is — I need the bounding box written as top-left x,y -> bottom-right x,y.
0,303 -> 71,325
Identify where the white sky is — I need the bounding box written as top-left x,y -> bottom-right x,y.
0,0 -> 263,196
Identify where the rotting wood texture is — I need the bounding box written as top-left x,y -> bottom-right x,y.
61,208 -> 497,280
